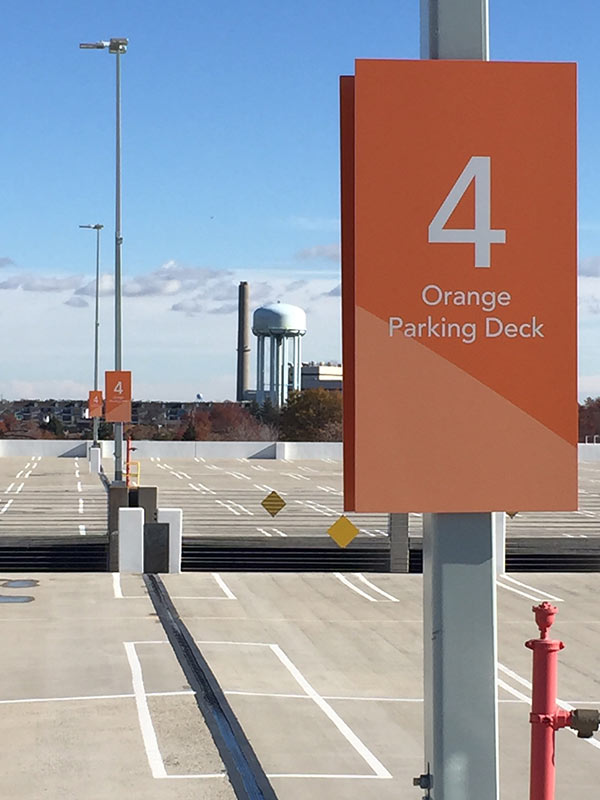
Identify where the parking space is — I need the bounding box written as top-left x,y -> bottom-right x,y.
136,457 -> 389,539
2,571 -> 598,798
0,456 -> 106,537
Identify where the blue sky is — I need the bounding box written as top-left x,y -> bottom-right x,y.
1,1 -> 600,401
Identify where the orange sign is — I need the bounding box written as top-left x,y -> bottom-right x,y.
88,390 -> 103,418
105,370 -> 131,423
343,60 -> 577,512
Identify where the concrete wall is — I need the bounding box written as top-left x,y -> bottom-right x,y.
0,439 -> 343,460
578,443 -> 600,462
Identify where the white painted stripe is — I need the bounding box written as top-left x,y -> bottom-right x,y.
0,499 -> 14,514
501,575 -> 564,602
180,472 -> 191,479
267,773 -> 389,780
75,469 -> 80,478
215,499 -> 240,515
150,457 -> 155,462
270,644 -> 392,779
188,484 -> 201,492
31,462 -> 38,469
197,482 -> 216,495
15,470 -> 23,479
0,692 -> 137,705
496,581 -> 546,602
212,573 -> 236,600
78,498 -> 84,514
272,528 -> 287,537
16,483 -> 24,494
228,501 -> 253,515
123,642 -> 167,778
360,529 -> 376,537
77,481 -> 82,492
24,470 -> 32,479
497,678 -> 530,704
498,663 -> 600,750
112,573 -> 124,599
257,528 -> 273,537
334,573 -> 377,602
5,483 -> 14,493
354,574 -> 400,602
24,462 -> 31,469
79,525 -> 86,536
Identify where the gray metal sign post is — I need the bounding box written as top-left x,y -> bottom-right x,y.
419,2 -> 499,798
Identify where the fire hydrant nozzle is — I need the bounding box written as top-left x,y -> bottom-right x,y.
532,601 -> 558,639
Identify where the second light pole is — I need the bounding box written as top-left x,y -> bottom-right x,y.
79,223 -> 103,446
80,37 -> 128,483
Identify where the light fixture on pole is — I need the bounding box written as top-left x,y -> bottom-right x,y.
79,223 -> 104,447
79,37 -> 128,483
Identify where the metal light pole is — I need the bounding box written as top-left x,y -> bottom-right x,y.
80,37 -> 128,483
79,223 -> 104,446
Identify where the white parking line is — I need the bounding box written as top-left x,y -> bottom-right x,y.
500,575 -> 564,602
270,644 -> 392,779
334,573 -> 378,602
78,498 -> 84,514
215,499 -> 240,516
15,471 -> 23,479
79,525 -> 86,535
272,528 -> 287,537
0,499 -> 14,514
31,462 -> 38,469
212,573 -> 236,600
354,574 -> 400,602
5,483 -> 14,494
77,481 -> 82,493
112,573 -> 124,598
123,642 -> 168,779
498,663 -> 600,750
196,482 -> 216,495
188,484 -> 201,492
496,579 -> 561,603
180,472 -> 191,479
24,470 -> 32,479
257,528 -> 273,537
16,483 -> 24,494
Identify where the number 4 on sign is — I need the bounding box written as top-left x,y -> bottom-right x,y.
428,156 -> 506,268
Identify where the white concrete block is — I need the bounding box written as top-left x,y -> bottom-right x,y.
157,508 -> 183,573
89,446 -> 102,473
118,507 -> 144,573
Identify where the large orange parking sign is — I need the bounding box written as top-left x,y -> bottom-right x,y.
343,60 -> 577,512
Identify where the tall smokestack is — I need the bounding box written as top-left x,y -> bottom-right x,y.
236,281 -> 250,401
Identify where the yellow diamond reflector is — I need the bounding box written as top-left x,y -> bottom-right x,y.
261,491 -> 286,517
328,515 -> 359,548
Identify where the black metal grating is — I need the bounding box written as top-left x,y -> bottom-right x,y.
182,542 -> 390,572
0,542 -> 108,572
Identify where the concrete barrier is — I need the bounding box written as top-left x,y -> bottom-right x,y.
118,508 -> 144,573
0,439 -> 343,460
157,508 -> 183,573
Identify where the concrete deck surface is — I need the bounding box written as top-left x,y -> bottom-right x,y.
1,570 -> 599,798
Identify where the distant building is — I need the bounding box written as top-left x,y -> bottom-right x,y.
301,362 -> 343,392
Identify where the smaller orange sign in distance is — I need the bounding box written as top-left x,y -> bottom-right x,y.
105,370 -> 131,423
88,390 -> 103,418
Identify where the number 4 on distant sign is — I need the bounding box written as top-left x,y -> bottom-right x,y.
428,156 -> 506,268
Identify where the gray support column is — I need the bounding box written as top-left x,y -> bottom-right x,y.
269,335 -> 276,404
389,512 -> 409,573
423,514 -> 499,798
420,3 -> 499,799
257,335 -> 265,400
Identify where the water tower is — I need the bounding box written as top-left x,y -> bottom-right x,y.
252,302 -> 306,407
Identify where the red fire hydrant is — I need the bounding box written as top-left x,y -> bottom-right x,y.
525,602 -> 600,800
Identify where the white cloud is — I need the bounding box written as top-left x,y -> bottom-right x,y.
0,274 -> 83,292
75,273 -> 115,297
295,243 -> 340,262
0,257 -> 14,268
64,296 -> 89,308
171,297 -> 203,314
580,257 -> 600,277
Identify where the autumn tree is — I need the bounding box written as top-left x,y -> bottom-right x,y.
279,389 -> 342,441
579,397 -> 600,441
